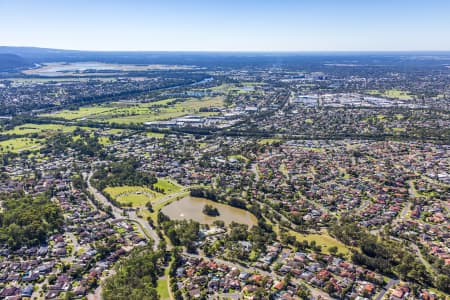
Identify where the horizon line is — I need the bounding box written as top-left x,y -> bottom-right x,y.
1,45 -> 450,54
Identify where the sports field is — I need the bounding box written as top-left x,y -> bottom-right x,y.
103,179 -> 182,207
104,186 -> 159,207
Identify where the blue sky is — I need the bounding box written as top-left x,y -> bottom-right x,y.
1,0 -> 449,51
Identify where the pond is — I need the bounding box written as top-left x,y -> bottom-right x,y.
161,196 -> 257,227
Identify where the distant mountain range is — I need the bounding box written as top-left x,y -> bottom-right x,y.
1,46 -> 450,72
0,53 -> 32,71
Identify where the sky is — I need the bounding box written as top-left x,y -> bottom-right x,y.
1,0 -> 449,52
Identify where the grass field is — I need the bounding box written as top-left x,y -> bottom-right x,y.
207,83 -> 236,93
289,230 -> 352,257
105,128 -> 125,135
383,89 -> 413,100
104,179 -> 181,207
367,89 -> 413,100
153,178 -> 182,194
141,98 -> 176,106
279,163 -> 289,176
391,127 -> 406,132
258,138 -> 282,145
206,83 -> 264,95
228,154 -> 249,162
108,96 -> 225,124
146,132 -> 165,139
366,90 -> 380,96
156,277 -> 170,300
41,96 -> 225,124
0,138 -> 42,153
156,259 -> 172,300
104,186 -> 159,207
41,106 -> 116,120
104,186 -> 154,198
1,123 -> 94,136
107,111 -> 186,124
71,134 -> 110,145
98,136 -> 111,145
118,194 -> 154,207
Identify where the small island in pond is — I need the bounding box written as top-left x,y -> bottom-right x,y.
202,204 -> 220,217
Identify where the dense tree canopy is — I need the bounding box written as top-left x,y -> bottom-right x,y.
42,130 -> 106,158
330,220 -> 441,289
92,158 -> 157,191
102,246 -> 163,300
0,192 -> 63,249
158,212 -> 200,253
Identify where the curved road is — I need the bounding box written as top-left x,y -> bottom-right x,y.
85,171 -> 160,250
85,171 -> 190,300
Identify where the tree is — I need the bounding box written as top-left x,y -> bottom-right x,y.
102,246 -> 162,300
0,193 -> 63,249
212,220 -> 225,228
436,275 -> 450,293
328,246 -> 338,255
202,204 -> 219,216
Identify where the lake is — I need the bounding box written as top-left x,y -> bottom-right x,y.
161,196 -> 257,227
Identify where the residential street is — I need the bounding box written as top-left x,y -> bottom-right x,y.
85,171 -> 161,249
